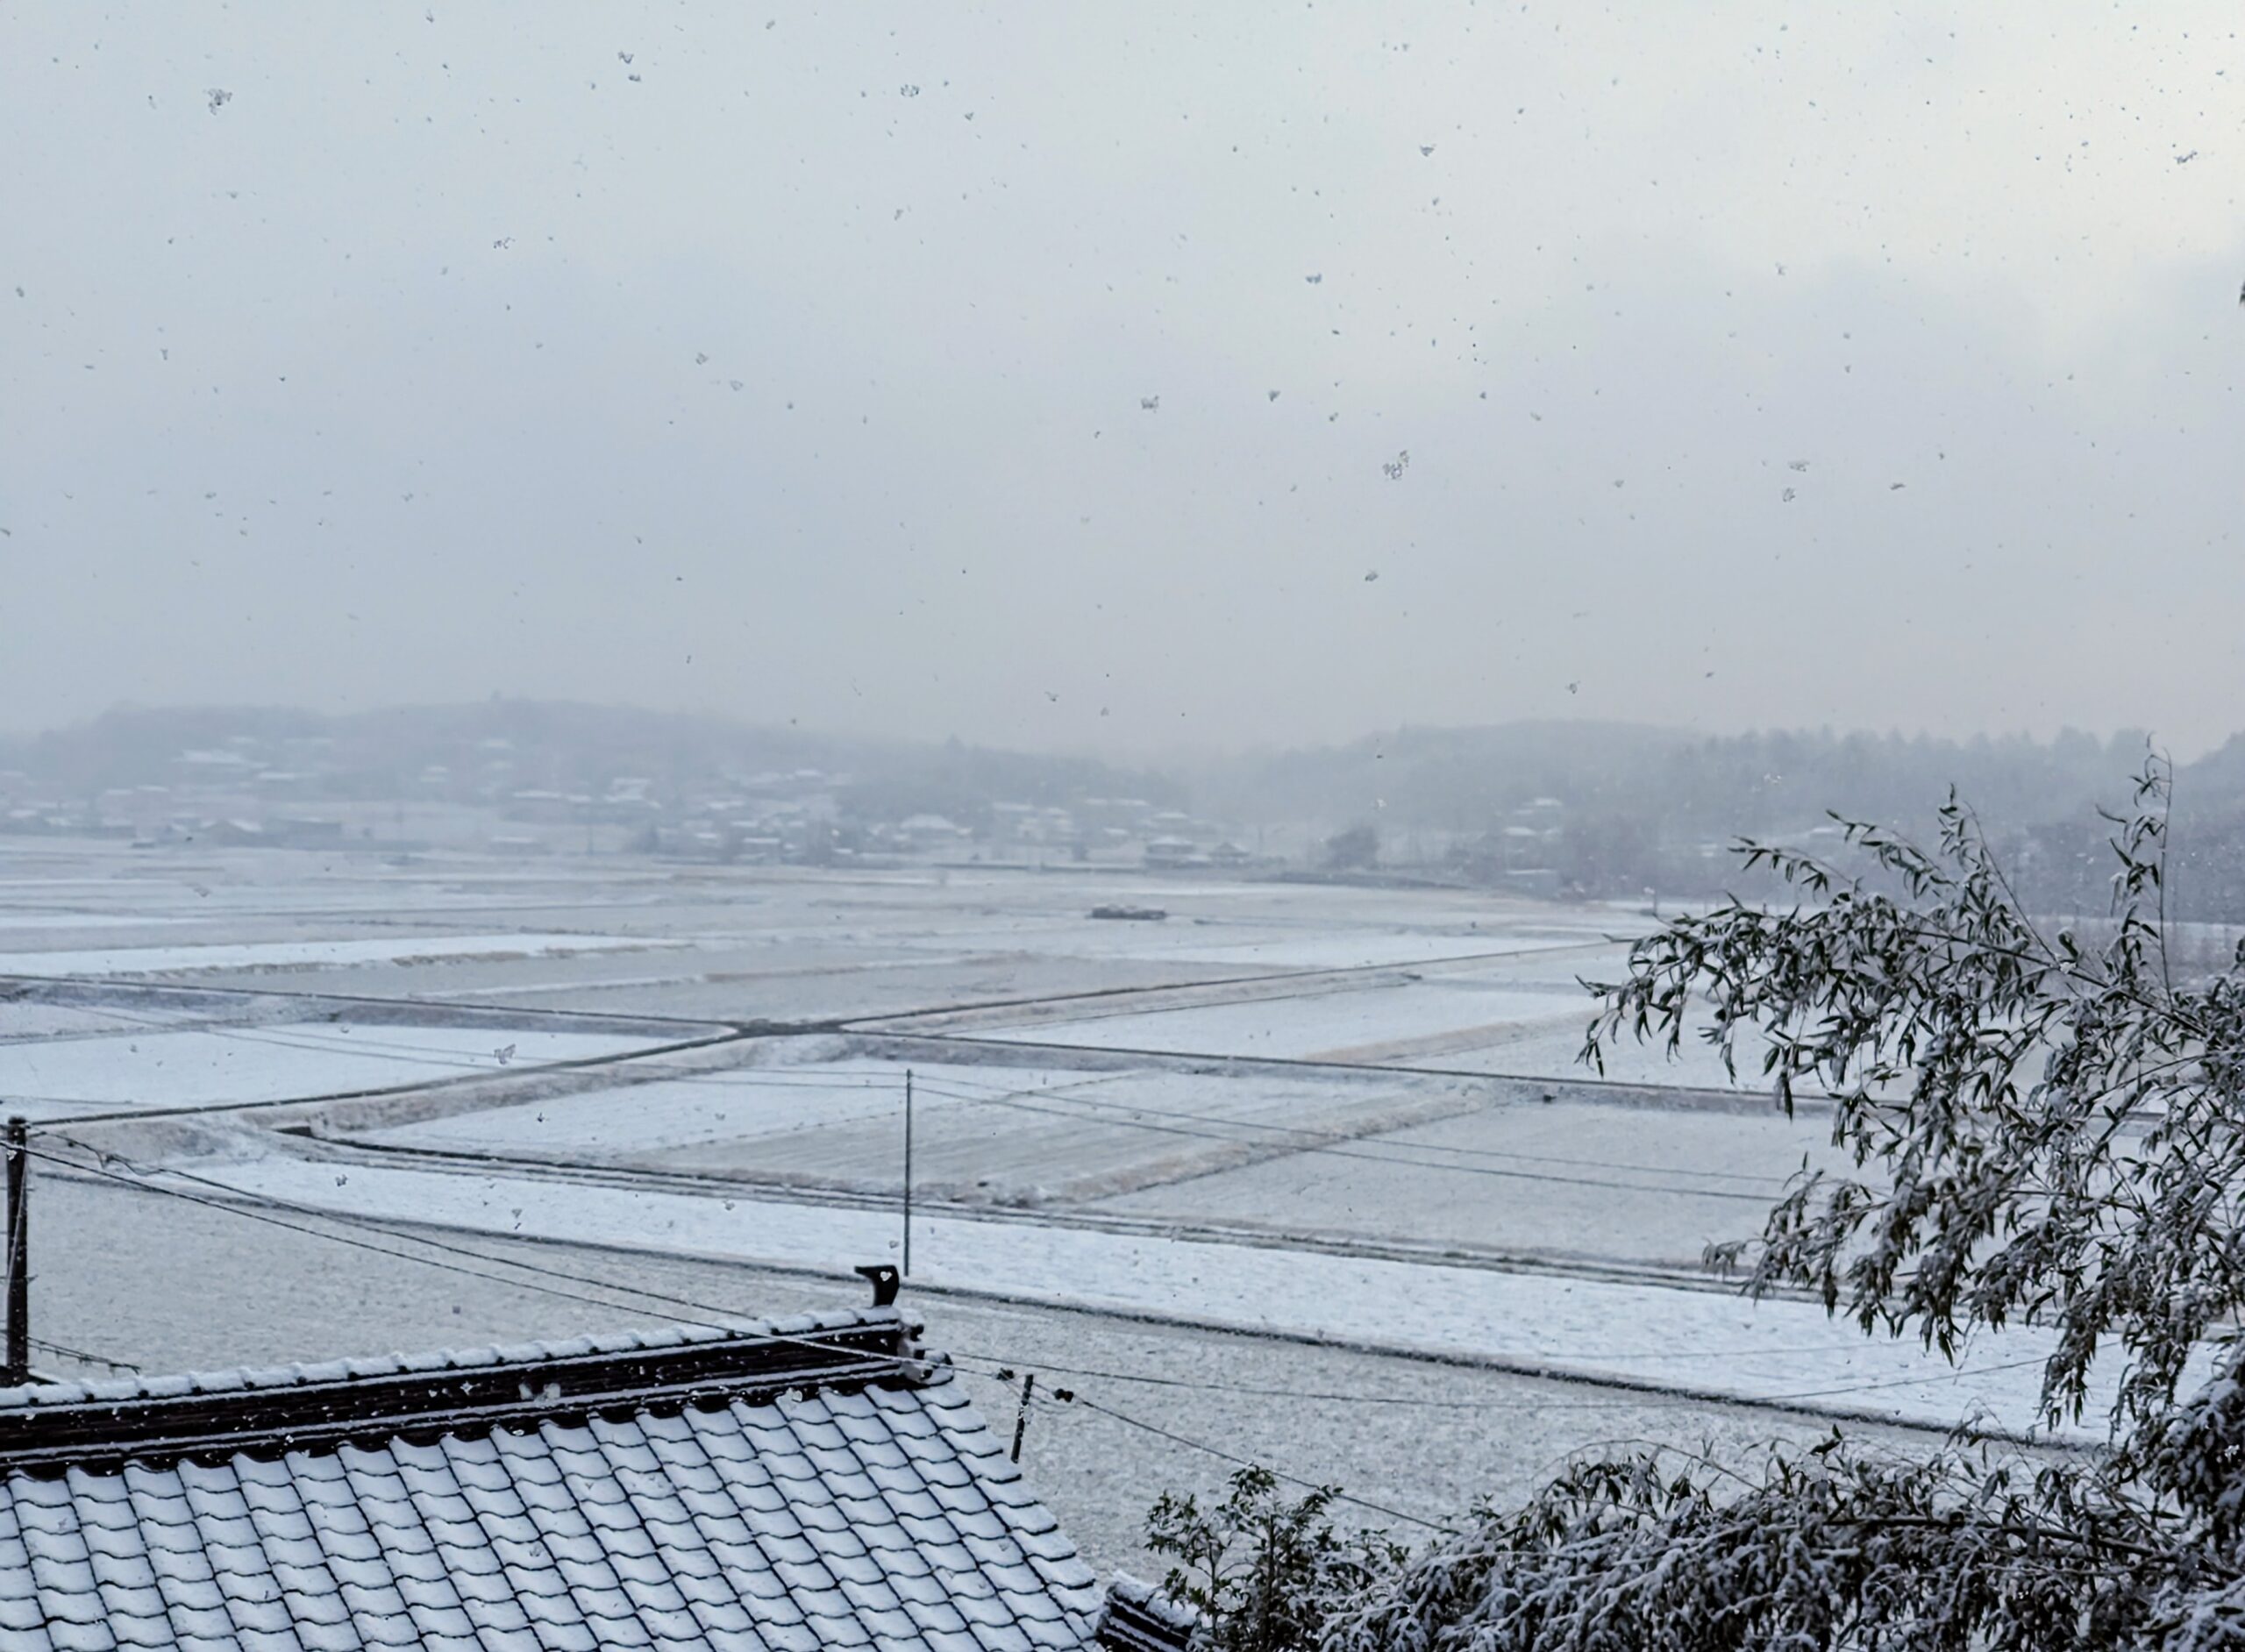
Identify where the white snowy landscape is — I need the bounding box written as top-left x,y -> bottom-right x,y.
0,834 -> 2134,1570
9,2 -> 2238,1639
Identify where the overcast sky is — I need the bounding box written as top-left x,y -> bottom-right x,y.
5,4 -> 2241,758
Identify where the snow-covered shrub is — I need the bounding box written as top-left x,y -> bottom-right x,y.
1153,756 -> 2245,1649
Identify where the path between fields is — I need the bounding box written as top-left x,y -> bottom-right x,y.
196,1153 -> 2101,1439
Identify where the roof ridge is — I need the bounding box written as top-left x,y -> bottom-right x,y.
0,1307 -> 924,1475
0,1305 -> 898,1411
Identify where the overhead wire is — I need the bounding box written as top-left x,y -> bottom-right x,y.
1064,1392 -> 1462,1534
37,1130 -> 2055,1423
18,1127 -> 2082,1544
4,994 -> 2016,1421
901,1078 -> 1775,1200
0,970 -> 2085,1539
8,1004 -> 1785,1201
16,1057 -> 1783,1202
792,1061 -> 1793,1186
67,1136 -> 923,1333
22,1142 -> 751,1331
29,1336 -> 141,1375
25,1134 -> 1025,1381
10,984 -> 1797,1197
50,1129 -> 1882,1384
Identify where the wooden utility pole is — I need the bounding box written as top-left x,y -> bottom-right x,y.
1009,1372 -> 1037,1462
4,1117 -> 27,1385
902,1069 -> 915,1278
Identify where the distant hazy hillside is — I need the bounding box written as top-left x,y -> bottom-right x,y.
12,705 -> 2243,915
1211,721 -> 2175,838
0,701 -> 1185,814
1207,720 -> 2245,919
2182,732 -> 2245,807
1201,722 -> 1697,830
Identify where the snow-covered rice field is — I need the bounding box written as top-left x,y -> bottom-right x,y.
1087,1096 -> 1853,1269
0,932 -> 688,978
0,1022 -> 664,1119
354,1043 -> 1487,1204
971,981 -> 1586,1063
9,841 -> 2016,1467
199,1150 -> 2130,1437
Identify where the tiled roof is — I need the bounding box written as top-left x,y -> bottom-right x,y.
1094,1576 -> 1200,1652
0,1308 -> 1104,1650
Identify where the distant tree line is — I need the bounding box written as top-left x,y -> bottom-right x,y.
0,702 -> 1185,823
1218,723 -> 2245,920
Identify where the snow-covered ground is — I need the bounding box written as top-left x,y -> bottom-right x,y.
9,839 -> 2099,1529
0,912 -> 191,930
355,1041 -> 1486,1205
951,967 -> 1804,1093
35,1169 -> 1955,1574
0,999 -> 209,1041
0,932 -> 688,978
0,1022 -> 664,1120
199,1151 -> 2107,1438
1107,929 -> 1609,971
968,979 -> 1572,1058
1086,1096 -> 1854,1271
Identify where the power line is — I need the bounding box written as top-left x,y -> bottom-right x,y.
946,1345 -> 1912,1408
1759,1355 -> 2052,1409
18,1000 -> 691,1082
0,969 -> 731,1035
43,1133 -> 2056,1429
14,978 -> 1790,1185
1064,1392 -> 1461,1535
22,1129 -> 2074,1534
801,1062 -> 1791,1186
29,1336 -> 141,1375
14,1029 -> 1784,1202
905,1079 -> 1774,1201
59,1127 -> 1950,1383
21,1143 -> 752,1336
12,981 -> 1819,1212
26,1136 -> 1024,1382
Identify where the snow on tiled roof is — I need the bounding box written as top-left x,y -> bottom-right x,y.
0,1313 -> 873,1414
0,1310 -> 1103,1650
1095,1574 -> 1201,1651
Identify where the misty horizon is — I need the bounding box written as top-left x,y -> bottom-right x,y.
7,695 -> 2239,770
10,4 -> 2243,758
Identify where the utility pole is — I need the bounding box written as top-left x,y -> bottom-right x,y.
902,1069 -> 914,1278
4,1117 -> 27,1386
1009,1371 -> 1037,1462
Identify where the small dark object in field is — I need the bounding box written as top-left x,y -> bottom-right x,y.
1090,904 -> 1168,922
